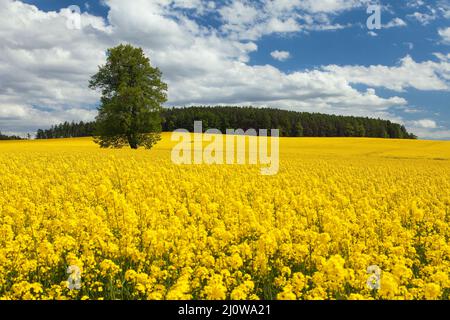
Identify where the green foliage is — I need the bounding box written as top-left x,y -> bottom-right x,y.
0,131 -> 22,141
36,121 -> 95,139
89,44 -> 167,149
162,106 -> 417,139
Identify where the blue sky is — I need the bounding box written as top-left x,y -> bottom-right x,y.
1,0 -> 449,138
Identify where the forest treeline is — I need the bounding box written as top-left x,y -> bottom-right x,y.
35,106 -> 417,139
162,107 -> 416,139
0,132 -> 23,140
36,121 -> 96,140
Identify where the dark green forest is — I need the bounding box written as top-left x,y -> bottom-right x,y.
35,106 -> 417,139
162,107 -> 416,139
36,121 -> 96,140
0,132 -> 23,140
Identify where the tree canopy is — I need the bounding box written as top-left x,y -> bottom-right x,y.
161,106 -> 417,139
0,131 -> 23,141
89,44 -> 168,149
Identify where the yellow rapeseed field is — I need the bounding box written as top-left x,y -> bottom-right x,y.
0,134 -> 449,300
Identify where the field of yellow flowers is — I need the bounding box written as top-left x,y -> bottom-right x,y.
0,134 -> 449,300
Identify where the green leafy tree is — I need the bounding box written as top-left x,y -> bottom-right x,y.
89,44 -> 168,149
293,122 -> 304,137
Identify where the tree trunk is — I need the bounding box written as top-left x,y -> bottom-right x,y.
127,134 -> 138,149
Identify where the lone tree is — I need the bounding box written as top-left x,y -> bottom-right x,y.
89,44 -> 168,149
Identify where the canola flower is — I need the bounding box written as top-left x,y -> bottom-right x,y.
0,135 -> 449,300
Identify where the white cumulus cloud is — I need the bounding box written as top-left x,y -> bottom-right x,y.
271,50 -> 291,61
384,17 -> 407,28
323,55 -> 450,92
439,27 -> 450,44
411,119 -> 438,129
